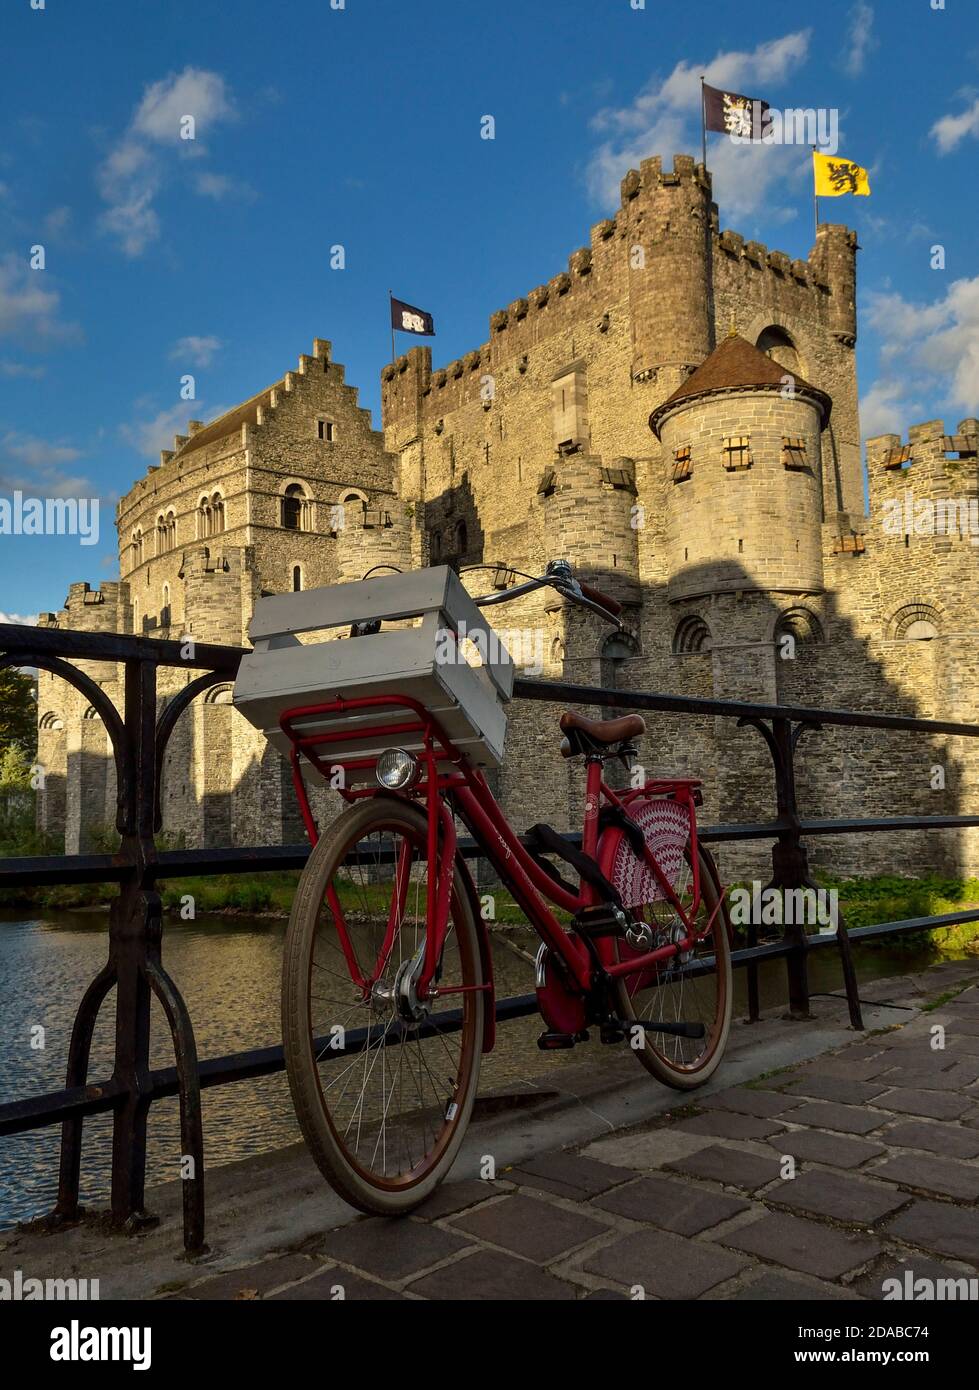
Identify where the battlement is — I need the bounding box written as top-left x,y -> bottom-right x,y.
868,419 -> 979,473
178,546 -> 250,581
619,153 -> 712,202
42,581 -> 129,634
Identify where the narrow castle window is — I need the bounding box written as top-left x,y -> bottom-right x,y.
160,583 -> 171,630
781,437 -> 808,470
317,418 -> 336,443
292,565 -> 303,592
722,436 -> 753,471
672,444 -> 693,483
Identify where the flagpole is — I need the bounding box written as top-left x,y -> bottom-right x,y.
812,147 -> 819,240
700,76 -> 707,170
389,289 -> 396,364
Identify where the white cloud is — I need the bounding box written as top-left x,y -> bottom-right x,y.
97,68 -> 237,257
120,399 -> 231,458
864,276 -> 979,418
586,31 -> 812,221
132,68 -> 235,142
0,430 -> 93,498
860,378 -> 923,440
843,3 -> 877,77
0,612 -> 37,626
170,335 -> 222,368
932,98 -> 979,154
0,254 -> 81,344
193,170 -> 254,200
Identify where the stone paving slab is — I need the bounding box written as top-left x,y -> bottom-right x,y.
580,1228 -> 750,1299
876,1087 -> 974,1120
315,1216 -> 474,1281
674,1110 -> 785,1141
718,1212 -> 882,1281
505,1151 -> 632,1201
406,1250 -> 579,1301
591,1174 -> 751,1235
881,1118 -> 979,1159
883,1200 -> 979,1267
767,1127 -> 886,1169
699,1087 -> 804,1119
787,1100 -> 890,1135
871,1152 -> 979,1202
448,1192 -> 611,1263
784,1075 -> 890,1105
767,1169 -> 909,1225
664,1144 -> 783,1192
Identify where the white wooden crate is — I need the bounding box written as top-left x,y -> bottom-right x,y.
233,566 -> 514,775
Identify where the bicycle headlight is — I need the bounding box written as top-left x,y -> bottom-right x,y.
376,748 -> 419,791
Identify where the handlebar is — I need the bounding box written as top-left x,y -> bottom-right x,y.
467,560 -> 623,627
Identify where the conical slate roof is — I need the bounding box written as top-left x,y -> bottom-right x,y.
648,333 -> 831,437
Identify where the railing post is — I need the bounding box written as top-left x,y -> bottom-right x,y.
108,659 -> 158,1231
768,717 -> 812,1021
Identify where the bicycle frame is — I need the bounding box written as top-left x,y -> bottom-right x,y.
279,693 -> 717,1003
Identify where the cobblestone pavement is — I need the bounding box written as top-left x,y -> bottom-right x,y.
169,967 -> 979,1301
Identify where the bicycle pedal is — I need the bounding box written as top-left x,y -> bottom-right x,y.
537,1030 -> 588,1051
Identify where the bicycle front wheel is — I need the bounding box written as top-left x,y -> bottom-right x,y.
282,797 -> 484,1215
614,844 -> 732,1090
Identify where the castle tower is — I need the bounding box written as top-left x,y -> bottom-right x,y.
35,582 -> 129,853
649,334 -> 832,862
650,333 -> 830,606
618,155 -> 715,401
335,498 -> 412,585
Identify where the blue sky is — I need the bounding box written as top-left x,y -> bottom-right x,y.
1,0 -> 977,620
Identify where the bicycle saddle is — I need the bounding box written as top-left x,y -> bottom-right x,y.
559,710 -> 646,757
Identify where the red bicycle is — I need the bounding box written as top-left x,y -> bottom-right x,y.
276,562 -> 732,1215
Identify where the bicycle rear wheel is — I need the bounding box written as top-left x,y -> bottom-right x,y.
614,844 -> 732,1089
282,796 -> 484,1214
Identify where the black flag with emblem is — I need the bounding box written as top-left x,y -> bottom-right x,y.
703,82 -> 769,141
390,297 -> 435,336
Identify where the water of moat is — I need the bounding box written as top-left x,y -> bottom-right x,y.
0,906 -> 963,1229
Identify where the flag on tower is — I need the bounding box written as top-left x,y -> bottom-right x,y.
390,297 -> 435,336
702,82 -> 770,141
813,151 -> 871,197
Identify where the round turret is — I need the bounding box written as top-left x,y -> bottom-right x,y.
650,334 -> 830,602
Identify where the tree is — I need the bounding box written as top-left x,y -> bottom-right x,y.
0,668 -> 37,759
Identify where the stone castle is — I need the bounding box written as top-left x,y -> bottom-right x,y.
36,155 -> 979,879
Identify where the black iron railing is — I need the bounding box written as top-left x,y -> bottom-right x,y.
1,622 -> 978,1254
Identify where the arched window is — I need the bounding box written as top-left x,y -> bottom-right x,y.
160,583 -> 171,630
291,564 -> 303,592
83,705 -> 100,721
774,607 -> 824,647
211,493 -> 225,534
156,514 -> 167,554
673,615 -> 712,654
756,325 -> 801,376
431,530 -> 442,562
889,603 -> 942,641
204,683 -> 234,705
198,496 -> 212,538
39,711 -> 64,731
455,520 -> 468,558
166,511 -> 176,550
282,483 -> 308,531
132,529 -> 144,567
